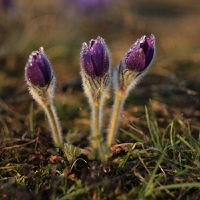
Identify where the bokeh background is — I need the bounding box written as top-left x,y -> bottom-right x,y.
1,0 -> 200,142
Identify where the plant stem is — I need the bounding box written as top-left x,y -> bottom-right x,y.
43,102 -> 63,146
107,90 -> 125,147
29,101 -> 34,138
91,101 -> 101,149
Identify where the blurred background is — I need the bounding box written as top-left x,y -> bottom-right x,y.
0,0 -> 200,142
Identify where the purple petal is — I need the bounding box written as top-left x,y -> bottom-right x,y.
80,36 -> 109,78
90,37 -> 109,77
80,42 -> 96,77
140,34 -> 155,67
125,48 -> 146,71
145,47 -> 154,68
25,47 -> 52,87
124,34 -> 155,72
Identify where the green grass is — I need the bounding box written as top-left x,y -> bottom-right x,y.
1,102 -> 200,199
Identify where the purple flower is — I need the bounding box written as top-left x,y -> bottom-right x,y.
60,0 -> 112,14
25,47 -> 52,87
0,0 -> 13,11
124,34 -> 155,72
80,36 -> 110,78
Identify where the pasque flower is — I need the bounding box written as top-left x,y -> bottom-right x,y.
0,0 -> 13,11
107,34 -> 155,147
80,36 -> 110,103
124,34 -> 155,72
80,36 -> 111,153
25,47 -> 63,146
115,34 -> 155,93
80,36 -> 109,78
60,0 -> 112,15
25,47 -> 52,88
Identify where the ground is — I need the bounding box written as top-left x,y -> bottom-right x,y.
0,0 -> 200,199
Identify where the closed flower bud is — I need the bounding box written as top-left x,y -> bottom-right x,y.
80,36 -> 111,147
25,47 -> 52,87
25,47 -> 62,146
108,35 -> 155,146
124,34 -> 155,72
80,36 -> 109,78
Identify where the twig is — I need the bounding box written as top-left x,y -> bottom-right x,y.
2,139 -> 37,150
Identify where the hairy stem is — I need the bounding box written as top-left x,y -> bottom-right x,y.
43,102 -> 63,146
91,101 -> 101,149
107,90 -> 125,147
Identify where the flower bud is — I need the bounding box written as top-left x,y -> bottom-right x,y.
80,36 -> 109,78
25,47 -> 63,146
124,34 -> 155,72
25,47 -> 52,87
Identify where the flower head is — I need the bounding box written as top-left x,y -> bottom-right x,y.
124,34 -> 155,72
60,0 -> 112,15
80,36 -> 110,78
0,0 -> 13,11
25,47 -> 52,87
